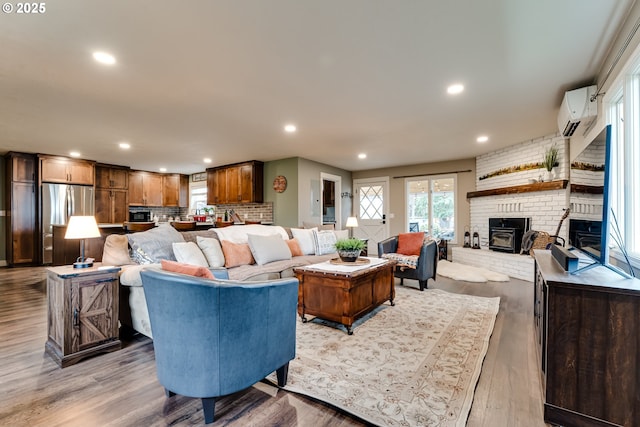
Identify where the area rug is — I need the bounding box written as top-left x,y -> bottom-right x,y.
437,260 -> 510,282
268,287 -> 500,427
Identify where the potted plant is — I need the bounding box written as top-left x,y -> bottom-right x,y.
334,238 -> 366,262
543,144 -> 559,181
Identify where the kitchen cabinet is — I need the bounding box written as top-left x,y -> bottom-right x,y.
45,264 -> 121,367
206,161 -> 263,204
4,152 -> 38,265
40,155 -> 95,185
162,174 -> 189,207
534,251 -> 640,427
95,164 -> 129,224
128,170 -> 163,206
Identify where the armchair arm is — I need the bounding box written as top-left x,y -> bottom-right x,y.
378,236 -> 398,256
416,239 -> 438,281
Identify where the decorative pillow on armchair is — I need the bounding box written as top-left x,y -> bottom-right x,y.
397,232 -> 425,256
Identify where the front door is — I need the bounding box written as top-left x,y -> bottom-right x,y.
353,178 -> 389,256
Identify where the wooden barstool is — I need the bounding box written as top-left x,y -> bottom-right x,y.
171,221 -> 197,231
124,222 -> 156,233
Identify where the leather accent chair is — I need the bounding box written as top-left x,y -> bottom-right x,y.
140,268 -> 298,424
378,237 -> 438,291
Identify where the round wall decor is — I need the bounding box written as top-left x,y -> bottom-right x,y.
273,175 -> 287,193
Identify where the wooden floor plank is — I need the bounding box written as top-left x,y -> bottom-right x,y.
0,266 -> 548,426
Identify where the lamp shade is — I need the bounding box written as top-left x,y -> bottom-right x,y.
346,217 -> 359,228
65,216 -> 100,239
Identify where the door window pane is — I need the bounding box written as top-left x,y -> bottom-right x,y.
359,185 -> 384,220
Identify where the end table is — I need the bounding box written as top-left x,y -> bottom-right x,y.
45,264 -> 121,368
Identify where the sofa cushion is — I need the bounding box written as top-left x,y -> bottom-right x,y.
215,224 -> 289,244
172,241 -> 209,267
127,223 -> 185,262
397,232 -> 424,256
221,240 -> 255,268
303,221 -> 335,230
291,227 -> 316,255
313,229 -> 337,255
161,259 -> 215,279
196,236 -> 225,268
102,234 -> 135,266
180,228 -> 219,244
247,234 -> 292,265
286,238 -> 303,257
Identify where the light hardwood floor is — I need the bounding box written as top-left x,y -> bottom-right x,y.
0,266 -> 548,426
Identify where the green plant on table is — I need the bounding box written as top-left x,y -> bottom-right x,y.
334,238 -> 366,251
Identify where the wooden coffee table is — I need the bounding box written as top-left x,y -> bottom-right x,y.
294,258 -> 395,334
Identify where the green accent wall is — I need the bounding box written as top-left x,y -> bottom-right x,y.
264,157 -> 299,227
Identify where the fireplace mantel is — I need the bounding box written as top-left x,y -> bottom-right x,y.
467,180 -> 568,199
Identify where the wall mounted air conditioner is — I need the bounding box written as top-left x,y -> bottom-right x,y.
557,85 -> 597,137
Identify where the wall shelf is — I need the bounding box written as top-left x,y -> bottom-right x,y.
467,180 -> 568,199
570,184 -> 604,194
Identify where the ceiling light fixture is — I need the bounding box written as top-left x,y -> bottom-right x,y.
69,151 -> 81,158
284,124 -> 297,133
203,158 -> 212,164
358,153 -> 367,159
477,135 -> 489,143
93,51 -> 116,65
159,167 -> 167,172
447,83 -> 464,95
119,142 -> 130,149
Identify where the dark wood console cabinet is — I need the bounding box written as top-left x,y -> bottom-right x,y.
534,251 -> 640,427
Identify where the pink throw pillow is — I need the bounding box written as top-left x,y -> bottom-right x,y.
221,240 -> 255,268
397,232 -> 424,256
161,259 -> 215,279
286,238 -> 304,257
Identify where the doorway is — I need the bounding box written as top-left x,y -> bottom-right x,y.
320,173 -> 342,229
353,177 -> 389,256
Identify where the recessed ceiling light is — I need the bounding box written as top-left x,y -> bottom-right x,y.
69,151 -> 81,158
203,158 -> 212,164
358,153 -> 367,159
284,124 -> 297,133
477,135 -> 489,143
93,51 -> 116,65
119,142 -> 130,149
447,83 -> 464,95
159,167 -> 167,172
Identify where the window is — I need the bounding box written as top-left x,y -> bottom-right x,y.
189,181 -> 208,214
406,175 -> 456,242
606,49 -> 640,264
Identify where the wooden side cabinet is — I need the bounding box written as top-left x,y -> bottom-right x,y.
45,265 -> 122,368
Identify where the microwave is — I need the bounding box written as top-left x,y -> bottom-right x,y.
129,211 -> 151,222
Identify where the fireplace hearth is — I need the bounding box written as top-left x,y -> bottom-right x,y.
489,217 -> 531,253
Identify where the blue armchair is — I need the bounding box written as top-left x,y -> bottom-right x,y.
378,237 -> 438,291
140,268 -> 298,424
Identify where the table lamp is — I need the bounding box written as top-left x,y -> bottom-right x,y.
346,216 -> 358,238
64,216 -> 101,268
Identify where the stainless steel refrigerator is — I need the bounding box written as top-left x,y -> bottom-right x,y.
42,183 -> 95,264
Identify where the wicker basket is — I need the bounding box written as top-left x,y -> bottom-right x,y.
530,231 -> 554,256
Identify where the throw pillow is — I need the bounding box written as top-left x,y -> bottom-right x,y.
102,234 -> 135,266
313,229 -> 337,255
221,240 -> 255,268
127,223 -> 185,262
161,259 -> 214,279
247,234 -> 292,265
286,238 -> 303,257
397,232 -> 425,256
291,227 -> 317,255
172,242 -> 209,267
196,236 -> 225,268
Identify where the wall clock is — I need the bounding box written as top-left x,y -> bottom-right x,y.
273,175 -> 287,193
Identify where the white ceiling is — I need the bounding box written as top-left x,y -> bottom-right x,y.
0,1 -> 634,174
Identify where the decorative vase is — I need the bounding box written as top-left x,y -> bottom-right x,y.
546,169 -> 555,182
338,249 -> 361,262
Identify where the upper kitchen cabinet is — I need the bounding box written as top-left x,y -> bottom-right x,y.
39,155 -> 95,185
95,164 -> 129,189
162,174 -> 189,207
206,161 -> 263,204
128,170 -> 163,206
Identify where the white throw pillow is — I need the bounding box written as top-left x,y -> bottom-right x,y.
172,242 -> 209,267
291,227 -> 317,255
247,234 -> 292,265
313,229 -> 337,255
196,236 -> 225,268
